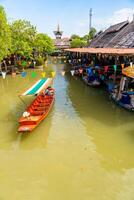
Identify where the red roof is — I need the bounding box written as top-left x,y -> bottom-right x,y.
65,48 -> 134,55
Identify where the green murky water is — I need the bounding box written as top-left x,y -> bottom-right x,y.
0,60 -> 134,200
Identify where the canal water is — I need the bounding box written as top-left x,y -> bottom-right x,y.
0,59 -> 134,200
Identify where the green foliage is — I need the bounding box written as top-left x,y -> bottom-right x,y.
70,34 -> 80,40
10,19 -> 37,55
70,38 -> 87,48
70,27 -> 97,48
88,27 -> 97,40
34,33 -> 55,55
0,6 -> 11,62
35,56 -> 44,66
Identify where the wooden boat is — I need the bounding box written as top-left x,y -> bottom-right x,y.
110,66 -> 134,111
18,78 -> 54,132
83,76 -> 101,87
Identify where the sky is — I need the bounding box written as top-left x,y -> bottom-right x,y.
0,0 -> 134,38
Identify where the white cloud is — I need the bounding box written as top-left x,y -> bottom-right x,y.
77,8 -> 134,35
108,8 -> 134,24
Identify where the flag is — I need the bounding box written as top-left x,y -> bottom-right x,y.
41,72 -> 46,78
51,71 -> 56,77
2,72 -> 6,79
61,71 -> 65,76
31,71 -> 37,78
113,65 -> 117,71
79,69 -> 83,74
21,71 -> 27,77
71,70 -> 75,76
12,72 -> 16,78
121,64 -> 125,69
104,66 -> 109,73
130,62 -> 133,68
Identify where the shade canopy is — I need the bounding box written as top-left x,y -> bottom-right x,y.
20,78 -> 53,96
65,48 -> 134,55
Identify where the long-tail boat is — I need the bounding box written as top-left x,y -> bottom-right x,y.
18,78 -> 54,132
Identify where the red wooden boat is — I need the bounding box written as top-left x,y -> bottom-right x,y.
18,78 -> 54,132
18,87 -> 54,132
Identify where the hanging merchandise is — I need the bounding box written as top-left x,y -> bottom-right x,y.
1,72 -> 6,79
71,70 -> 75,76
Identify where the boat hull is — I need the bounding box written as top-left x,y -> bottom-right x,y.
18,88 -> 55,132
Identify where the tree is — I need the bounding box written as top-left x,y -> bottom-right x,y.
34,33 -> 54,56
89,27 -> 97,40
70,34 -> 80,40
10,19 -> 37,55
70,38 -> 87,48
0,6 -> 11,62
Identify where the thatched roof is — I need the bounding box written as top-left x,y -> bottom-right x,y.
89,21 -> 134,48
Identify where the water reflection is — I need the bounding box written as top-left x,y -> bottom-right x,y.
0,61 -> 134,199
65,68 -> 134,171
